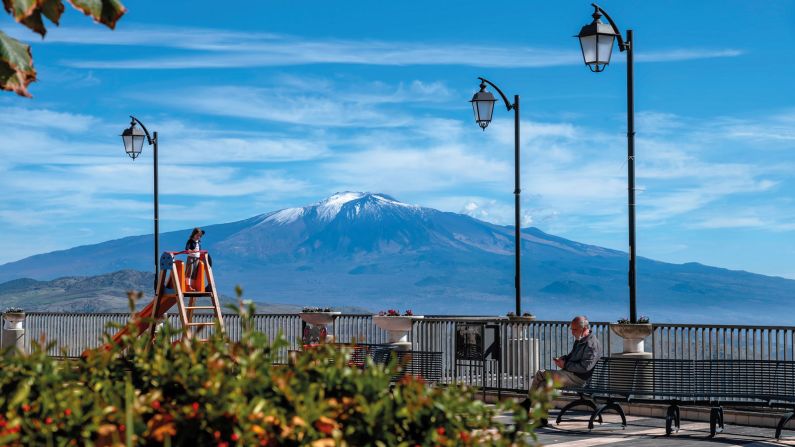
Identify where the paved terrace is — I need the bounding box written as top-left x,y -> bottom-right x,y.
494,406 -> 795,447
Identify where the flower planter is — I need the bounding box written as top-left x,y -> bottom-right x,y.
610,323 -> 653,354
3,312 -> 25,330
299,312 -> 340,345
372,315 -> 423,349
299,312 -> 340,326
506,315 -> 536,322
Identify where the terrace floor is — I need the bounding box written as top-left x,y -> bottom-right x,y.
493,408 -> 795,446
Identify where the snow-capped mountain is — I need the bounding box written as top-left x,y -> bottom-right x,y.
0,192 -> 793,323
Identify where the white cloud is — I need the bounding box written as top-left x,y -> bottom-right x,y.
323,144 -> 511,193
691,216 -> 766,229
14,25 -> 743,70
0,107 -> 99,133
144,86 -> 412,128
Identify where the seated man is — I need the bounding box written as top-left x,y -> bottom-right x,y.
521,316 -> 602,423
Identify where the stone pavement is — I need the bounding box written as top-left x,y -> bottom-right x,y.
494,408 -> 795,446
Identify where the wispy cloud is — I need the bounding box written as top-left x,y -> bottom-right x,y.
15,25 -> 744,70
139,79 -> 454,128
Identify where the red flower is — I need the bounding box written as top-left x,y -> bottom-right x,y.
231,433 -> 240,441
151,400 -> 161,410
64,409 -> 72,416
436,427 -> 445,436
192,402 -> 200,412
21,404 -> 30,412
119,424 -> 126,432
44,417 -> 53,424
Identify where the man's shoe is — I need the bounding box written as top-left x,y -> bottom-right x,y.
538,418 -> 549,427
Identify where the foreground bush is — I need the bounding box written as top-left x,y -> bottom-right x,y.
0,299 -> 553,446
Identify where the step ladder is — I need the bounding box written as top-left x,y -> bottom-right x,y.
152,250 -> 224,342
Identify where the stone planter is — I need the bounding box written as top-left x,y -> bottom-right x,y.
372,315 -> 423,350
610,323 -> 653,354
3,312 -> 25,330
299,312 -> 340,344
2,312 -> 25,355
506,315 -> 536,322
299,312 -> 340,326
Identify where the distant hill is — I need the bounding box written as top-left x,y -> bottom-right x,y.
0,192 -> 793,324
0,270 -> 316,313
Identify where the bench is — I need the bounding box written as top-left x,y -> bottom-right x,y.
556,357 -> 795,439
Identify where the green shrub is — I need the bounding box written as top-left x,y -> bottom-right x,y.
0,298 -> 554,446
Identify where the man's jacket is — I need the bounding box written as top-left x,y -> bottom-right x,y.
561,333 -> 602,380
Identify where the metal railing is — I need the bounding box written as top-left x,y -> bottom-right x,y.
651,323 -> 795,361
15,313 -> 795,393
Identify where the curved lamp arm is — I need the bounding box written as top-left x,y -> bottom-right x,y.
591,3 -> 628,52
478,77 -> 515,111
130,115 -> 156,145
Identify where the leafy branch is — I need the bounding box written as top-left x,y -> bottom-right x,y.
1,0 -> 127,97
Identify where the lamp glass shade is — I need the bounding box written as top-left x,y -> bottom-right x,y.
121,126 -> 146,159
597,33 -> 615,64
579,34 -> 598,66
577,15 -> 619,72
470,90 -> 496,129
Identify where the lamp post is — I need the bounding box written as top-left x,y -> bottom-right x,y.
577,4 -> 638,323
121,116 -> 159,290
470,77 -> 522,316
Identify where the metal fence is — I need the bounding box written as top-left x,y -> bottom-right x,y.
14,313 -> 795,393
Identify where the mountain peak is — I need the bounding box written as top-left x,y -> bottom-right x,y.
316,192 -> 408,220
263,192 -> 412,226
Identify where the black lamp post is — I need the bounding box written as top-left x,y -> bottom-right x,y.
577,3 -> 638,323
470,77 -> 523,316
121,116 -> 159,290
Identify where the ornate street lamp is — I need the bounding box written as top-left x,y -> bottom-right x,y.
470,83 -> 497,130
577,3 -> 639,323
120,116 -> 159,290
470,78 -> 523,316
576,5 -> 621,72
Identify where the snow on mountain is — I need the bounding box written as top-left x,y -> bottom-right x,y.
262,192 -> 420,226
262,207 -> 305,225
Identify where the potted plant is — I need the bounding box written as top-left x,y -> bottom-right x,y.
298,306 -> 341,326
3,307 -> 25,330
610,315 -> 652,354
299,307 -> 340,345
506,311 -> 536,322
372,309 -> 423,349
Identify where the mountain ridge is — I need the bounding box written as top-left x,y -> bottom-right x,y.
0,192 -> 792,324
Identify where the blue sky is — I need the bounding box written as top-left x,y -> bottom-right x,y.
0,1 -> 793,279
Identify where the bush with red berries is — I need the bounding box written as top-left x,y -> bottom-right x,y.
0,296 -> 554,446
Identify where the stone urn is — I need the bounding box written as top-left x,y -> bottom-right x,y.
610,323 -> 653,356
299,311 -> 340,326
372,315 -> 423,350
2,311 -> 26,355
3,312 -> 25,330
506,314 -> 537,322
299,312 -> 340,344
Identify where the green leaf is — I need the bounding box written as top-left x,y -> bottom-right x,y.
3,0 -> 46,35
2,0 -> 37,22
0,30 -> 35,97
39,0 -> 65,25
19,9 -> 46,35
66,0 -> 126,29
